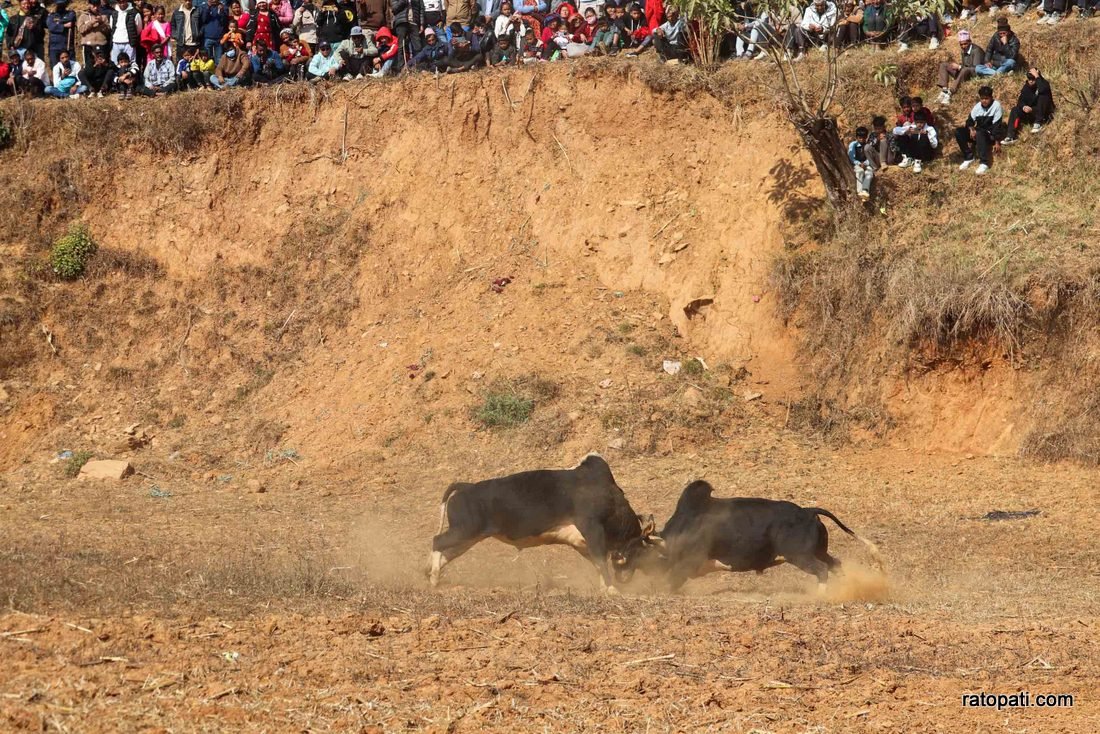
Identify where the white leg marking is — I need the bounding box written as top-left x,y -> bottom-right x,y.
429,551 -> 444,587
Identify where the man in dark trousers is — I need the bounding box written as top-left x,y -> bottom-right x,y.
1001,68 -> 1054,144
955,85 -> 1005,176
46,0 -> 78,66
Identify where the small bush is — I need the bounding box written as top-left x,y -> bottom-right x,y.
50,225 -> 98,280
0,114 -> 13,150
682,358 -> 706,376
476,391 -> 535,428
62,451 -> 94,478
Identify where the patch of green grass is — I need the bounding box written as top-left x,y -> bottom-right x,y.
167,415 -> 186,429
682,358 -> 706,376
476,391 -> 535,428
627,344 -> 647,357
62,451 -> 94,479
618,322 -> 636,335
50,224 -> 98,280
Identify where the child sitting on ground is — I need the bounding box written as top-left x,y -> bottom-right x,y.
893,109 -> 939,174
848,126 -> 874,199
191,48 -> 216,88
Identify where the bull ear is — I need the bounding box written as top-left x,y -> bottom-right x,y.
638,513 -> 656,536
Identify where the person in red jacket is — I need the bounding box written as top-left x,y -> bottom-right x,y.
644,0 -> 663,31
373,25 -> 399,75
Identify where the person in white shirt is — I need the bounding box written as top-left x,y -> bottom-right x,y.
793,0 -> 836,58
893,109 -> 939,174
45,49 -> 88,97
16,49 -> 49,96
110,0 -> 144,64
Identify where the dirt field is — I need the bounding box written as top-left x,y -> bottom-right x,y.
3,440 -> 1097,732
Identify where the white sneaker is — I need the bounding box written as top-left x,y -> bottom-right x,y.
371,69 -> 383,78
71,92 -> 81,99
975,163 -> 989,175
96,90 -> 104,97
1000,136 -> 1017,145
938,89 -> 950,105
753,50 -> 768,60
1037,13 -> 1050,23
858,190 -> 870,200
355,73 -> 364,79
342,73 -> 353,81
1049,13 -> 1061,24
1031,122 -> 1043,133
898,155 -> 913,169
929,37 -> 940,49
913,160 -> 923,173
897,41 -> 910,51
960,9 -> 971,19
959,158 -> 974,170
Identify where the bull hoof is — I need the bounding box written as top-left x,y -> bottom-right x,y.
604,585 -> 620,596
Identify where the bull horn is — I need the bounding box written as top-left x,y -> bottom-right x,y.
638,514 -> 657,536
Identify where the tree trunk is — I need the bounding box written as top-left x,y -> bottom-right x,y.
791,112 -> 857,212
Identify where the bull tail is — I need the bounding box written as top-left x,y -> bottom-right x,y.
809,508 -> 884,571
436,482 -> 466,535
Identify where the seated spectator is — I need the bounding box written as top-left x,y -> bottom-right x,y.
936,30 -> 983,105
440,30 -> 483,71
860,0 -> 888,48
192,46 -> 216,86
955,85 -> 1005,175
468,17 -> 492,54
45,49 -> 87,97
114,51 -> 141,98
1076,0 -> 1099,18
336,25 -> 375,78
896,11 -> 938,52
833,0 -> 861,48
541,14 -> 570,58
653,5 -> 687,62
514,0 -> 548,38
1002,68 -> 1054,144
278,27 -> 311,78
733,1 -> 765,58
308,38 -> 341,77
893,109 -> 938,173
1037,0 -> 1068,24
372,25 -> 398,74
0,54 -> 17,99
411,26 -> 448,70
14,48 -> 48,96
590,13 -> 616,54
250,37 -> 286,81
796,0 -> 836,57
519,25 -> 542,61
142,43 -> 177,94
895,95 -> 935,129
621,3 -> 651,55
848,125 -> 873,199
78,47 -> 114,95
864,114 -> 896,169
976,18 -> 1019,77
212,42 -> 249,86
488,33 -> 516,65
176,46 -> 200,89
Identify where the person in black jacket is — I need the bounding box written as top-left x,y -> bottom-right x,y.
77,46 -> 116,94
46,0 -> 78,66
390,0 -> 423,67
1002,68 -> 1054,144
172,0 -> 205,57
8,0 -> 48,61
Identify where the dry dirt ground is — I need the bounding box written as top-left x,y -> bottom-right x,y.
2,440 -> 1098,733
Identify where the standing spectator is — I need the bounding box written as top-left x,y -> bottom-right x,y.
848,126 -> 873,199
306,37 -> 340,76
1002,68 -> 1054,144
141,5 -> 172,59
936,29 -> 982,105
955,85 -> 1004,175
893,109 -> 938,173
109,0 -> 143,63
479,0 -> 500,23
78,0 -> 111,65
78,46 -> 114,93
317,0 -> 353,46
8,0 -> 48,60
141,42 -> 176,92
210,38 -> 247,84
975,17 -> 1019,77
47,0 -> 78,67
796,0 -> 836,57
389,0 -> 422,67
270,0 -> 292,26
200,0 -> 227,63
652,4 -> 686,62
245,0 -> 279,50
422,0 -> 444,27
864,115 -> 895,170
294,0 -> 320,46
448,0 -> 476,27
171,0 -> 203,58
493,0 -> 516,42
45,48 -> 85,95
0,5 -> 8,48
